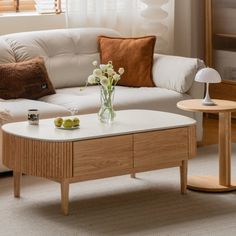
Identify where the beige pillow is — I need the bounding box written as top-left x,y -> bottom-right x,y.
152,54 -> 205,93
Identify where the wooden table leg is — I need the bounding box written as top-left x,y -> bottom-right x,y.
187,111 -> 236,192
14,171 -> 21,198
180,160 -> 187,194
219,112 -> 231,186
131,173 -> 136,178
61,180 -> 69,216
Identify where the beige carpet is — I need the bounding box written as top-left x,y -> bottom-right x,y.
1,144 -> 236,236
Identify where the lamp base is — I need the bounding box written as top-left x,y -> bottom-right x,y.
202,86 -> 216,106
202,100 -> 216,106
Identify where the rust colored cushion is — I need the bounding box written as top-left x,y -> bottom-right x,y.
98,35 -> 156,87
0,57 -> 55,100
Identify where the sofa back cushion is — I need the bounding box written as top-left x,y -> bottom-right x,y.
0,28 -> 121,89
0,39 -> 16,64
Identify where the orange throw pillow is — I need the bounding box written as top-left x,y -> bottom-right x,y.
98,35 -> 156,87
0,57 -> 55,100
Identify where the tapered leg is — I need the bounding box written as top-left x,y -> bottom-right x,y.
131,173 -> 136,178
14,171 -> 21,198
180,160 -> 187,194
219,112 -> 231,186
61,180 -> 69,216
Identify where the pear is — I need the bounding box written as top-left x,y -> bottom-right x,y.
54,117 -> 63,127
72,117 -> 80,127
63,119 -> 73,128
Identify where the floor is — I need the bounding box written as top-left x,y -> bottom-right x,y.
1,115 -> 236,235
1,145 -> 236,236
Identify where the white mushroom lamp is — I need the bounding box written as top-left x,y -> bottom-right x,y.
195,68 -> 222,106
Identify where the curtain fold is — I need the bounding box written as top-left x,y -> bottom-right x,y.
66,0 -> 175,54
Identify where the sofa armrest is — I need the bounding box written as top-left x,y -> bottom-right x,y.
152,53 -> 205,95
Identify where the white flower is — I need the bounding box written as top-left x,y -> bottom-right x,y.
113,74 -> 120,81
107,61 -> 113,68
87,61 -> 123,88
92,60 -> 98,66
93,69 -> 102,77
107,68 -> 114,76
100,64 -> 108,71
100,76 -> 109,87
88,75 -> 96,84
118,67 -> 125,75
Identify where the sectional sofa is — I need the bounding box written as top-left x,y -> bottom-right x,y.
0,28 -> 204,172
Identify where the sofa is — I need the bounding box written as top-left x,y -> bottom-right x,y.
0,28 -> 204,172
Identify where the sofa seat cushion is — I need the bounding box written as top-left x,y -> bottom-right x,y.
39,86 -> 193,118
0,99 -> 71,123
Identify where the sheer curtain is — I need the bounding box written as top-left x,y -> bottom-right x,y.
66,0 -> 175,53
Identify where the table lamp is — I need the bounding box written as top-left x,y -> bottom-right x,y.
195,68 -> 222,106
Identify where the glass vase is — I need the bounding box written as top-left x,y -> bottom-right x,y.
98,86 -> 116,123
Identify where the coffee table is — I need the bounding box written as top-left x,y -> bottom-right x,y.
177,99 -> 236,192
2,110 -> 196,215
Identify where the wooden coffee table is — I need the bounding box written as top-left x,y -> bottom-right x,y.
177,99 -> 236,192
2,110 -> 196,215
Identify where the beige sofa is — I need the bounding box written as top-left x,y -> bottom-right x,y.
0,28 -> 204,172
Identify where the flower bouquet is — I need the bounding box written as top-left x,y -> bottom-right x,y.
87,61 -> 124,123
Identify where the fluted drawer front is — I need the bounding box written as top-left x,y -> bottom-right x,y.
2,132 -> 73,178
73,135 -> 133,180
133,128 -> 189,172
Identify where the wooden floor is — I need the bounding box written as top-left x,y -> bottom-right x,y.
202,114 -> 236,146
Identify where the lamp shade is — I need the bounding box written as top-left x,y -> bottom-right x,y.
195,68 -> 222,83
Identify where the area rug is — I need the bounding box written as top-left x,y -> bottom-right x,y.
1,144 -> 236,236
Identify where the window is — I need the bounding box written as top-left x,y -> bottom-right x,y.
0,0 -> 65,13
35,0 -> 66,14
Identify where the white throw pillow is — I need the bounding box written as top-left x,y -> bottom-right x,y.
152,54 -> 205,93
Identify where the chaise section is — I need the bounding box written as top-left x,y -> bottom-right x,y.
0,99 -> 71,172
0,99 -> 71,122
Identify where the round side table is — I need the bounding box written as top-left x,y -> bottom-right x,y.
177,99 -> 236,192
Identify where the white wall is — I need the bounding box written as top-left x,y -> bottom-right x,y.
0,14 -> 66,35
0,2 -> 205,59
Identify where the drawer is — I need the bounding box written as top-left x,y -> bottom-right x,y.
133,128 -> 189,172
73,135 -> 133,180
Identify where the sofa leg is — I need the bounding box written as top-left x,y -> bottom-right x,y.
14,171 -> 21,198
180,160 -> 187,194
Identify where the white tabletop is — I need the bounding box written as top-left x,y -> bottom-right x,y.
2,110 -> 196,142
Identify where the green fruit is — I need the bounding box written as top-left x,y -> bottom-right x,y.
54,117 -> 63,127
63,119 -> 73,128
72,117 -> 80,127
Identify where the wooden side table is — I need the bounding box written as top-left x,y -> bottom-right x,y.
177,99 -> 236,192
